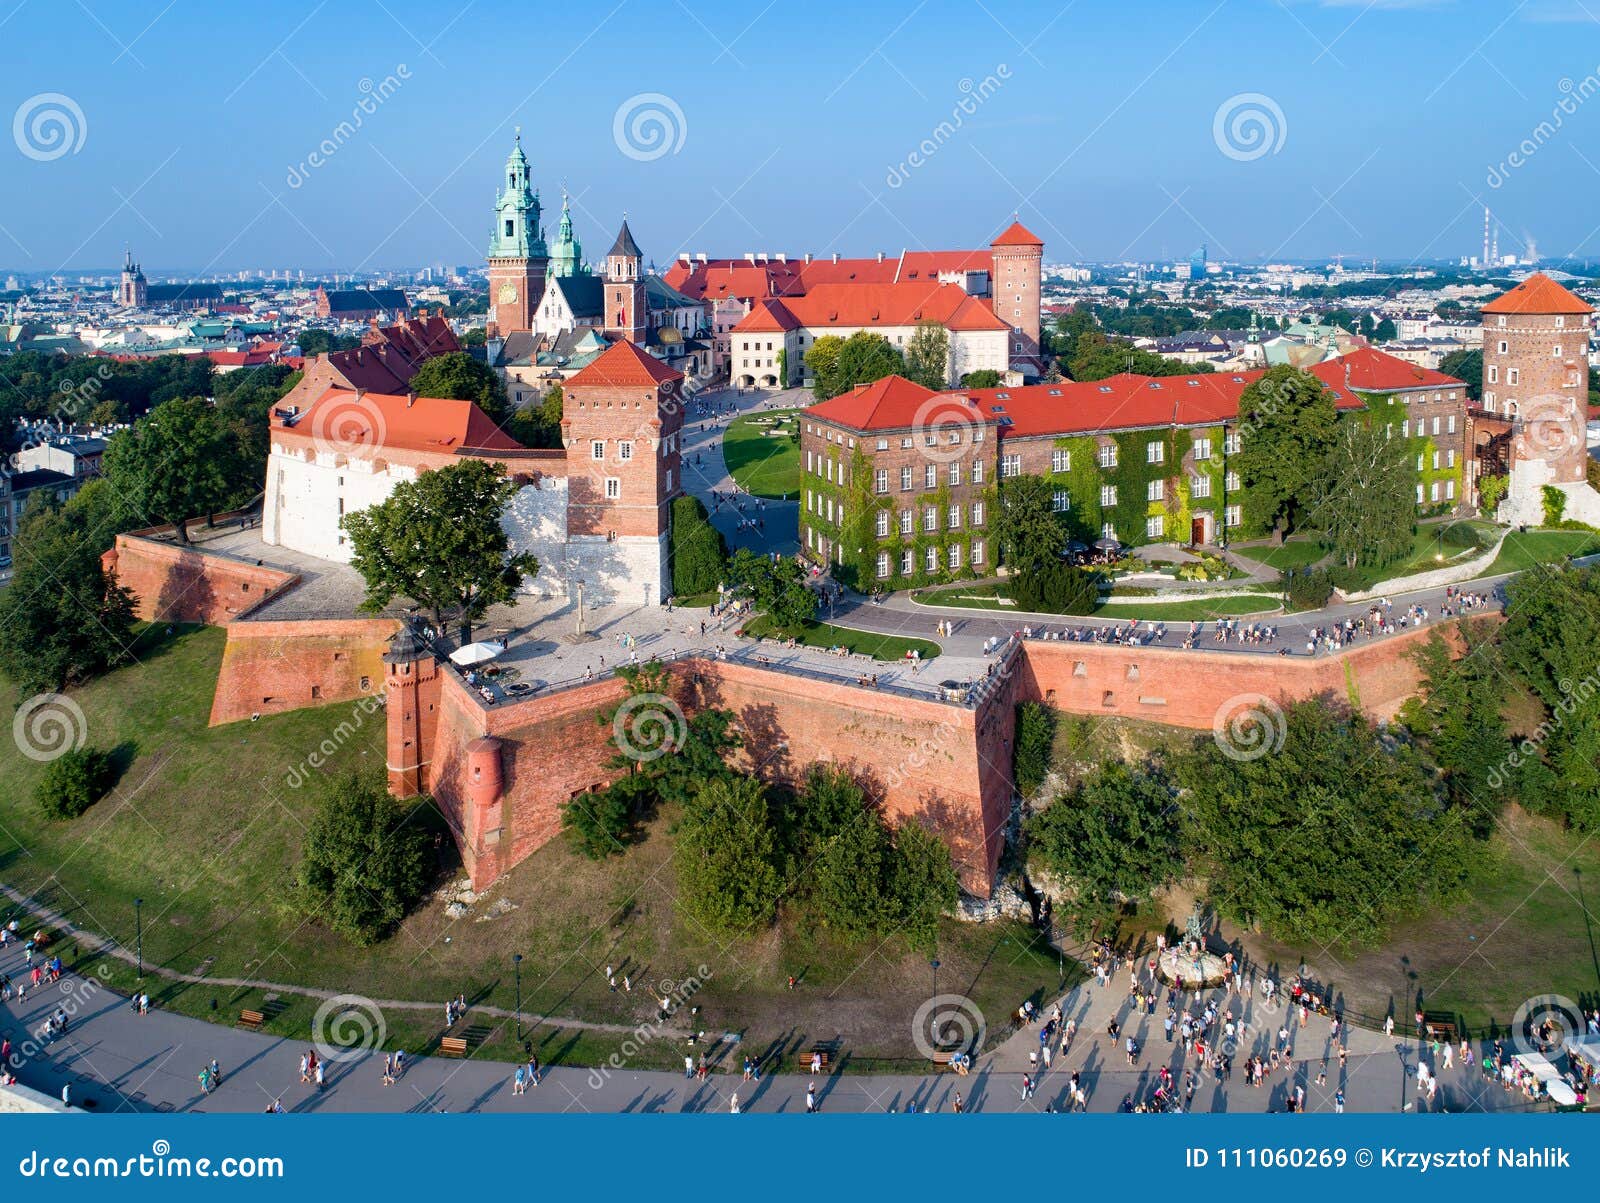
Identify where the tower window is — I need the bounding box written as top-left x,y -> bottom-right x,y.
505,220 -> 514,237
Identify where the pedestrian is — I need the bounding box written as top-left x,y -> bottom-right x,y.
805,1085 -> 817,1113
314,1061 -> 325,1091
513,1065 -> 526,1096
1384,1014 -> 1394,1039
730,1091 -> 740,1114
1335,1089 -> 1345,1114
528,1053 -> 540,1086
953,1091 -> 964,1114
685,1054 -> 694,1079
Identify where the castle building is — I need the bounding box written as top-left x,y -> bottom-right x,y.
1473,272 -> 1600,525
487,133 -> 548,337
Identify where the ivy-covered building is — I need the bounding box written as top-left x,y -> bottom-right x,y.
798,347 -> 1467,589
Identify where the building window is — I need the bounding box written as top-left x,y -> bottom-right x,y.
1431,480 -> 1441,502
1100,484 -> 1117,507
1193,437 -> 1211,461
1147,479 -> 1164,502
971,500 -> 984,526
901,549 -> 914,575
877,552 -> 891,578
875,468 -> 888,494
1447,478 -> 1456,500
1223,432 -> 1240,455
1001,454 -> 1021,478
972,539 -> 985,565
605,477 -> 620,499
1488,365 -> 1499,384
1052,490 -> 1070,512
924,464 -> 937,489
972,460 -> 985,484
948,504 -> 961,529
1224,505 -> 1242,528
1146,440 -> 1164,464
947,461 -> 961,486
1431,450 -> 1441,470
924,505 -> 938,532
1447,449 -> 1456,468
1431,416 -> 1440,435
591,440 -> 605,460
1146,514 -> 1164,539
1416,453 -> 1425,471
1447,415 -> 1456,434
900,466 -> 913,491
1051,449 -> 1071,473
926,546 -> 939,572
875,510 -> 889,537
805,450 -> 813,473
1097,443 -> 1117,468
1192,474 -> 1211,499
1101,522 -> 1117,541
948,544 -> 962,570
900,509 -> 914,535
1225,471 -> 1240,492
1416,483 -> 1424,504
876,438 -> 888,450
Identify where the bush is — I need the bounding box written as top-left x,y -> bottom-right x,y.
1439,522 -> 1482,550
37,747 -> 112,819
296,773 -> 432,945
670,495 -> 726,597
1281,567 -> 1333,610
1014,702 -> 1056,797
1543,485 -> 1568,528
1011,562 -> 1098,614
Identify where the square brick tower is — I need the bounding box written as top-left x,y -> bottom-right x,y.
1481,272 -> 1600,525
990,218 -> 1044,375
603,218 -> 648,344
560,339 -> 684,604
486,132 -> 547,335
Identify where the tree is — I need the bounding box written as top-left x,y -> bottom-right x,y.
803,335 -> 845,400
1234,366 -> 1338,538
1067,331 -> 1213,382
0,499 -> 137,694
1304,418 -> 1415,568
807,331 -> 905,399
408,351 -> 509,424
959,369 -> 1003,388
1027,760 -> 1182,918
888,820 -> 960,954
1176,699 -> 1473,946
1013,701 -> 1056,797
904,321 -> 950,389
341,458 -> 537,643
506,385 -> 564,449
560,782 -> 639,860
1010,561 -> 1098,614
726,547 -> 817,630
296,329 -> 359,356
296,773 -> 432,945
37,747 -> 113,819
1399,622 -> 1509,833
670,495 -> 727,597
995,474 -> 1065,576
102,397 -> 252,545
1439,348 -> 1483,402
1047,305 -> 1098,361
675,776 -> 784,933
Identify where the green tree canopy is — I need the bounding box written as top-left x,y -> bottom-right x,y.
994,474 -> 1066,576
1234,366 -> 1339,538
904,321 -> 951,389
1304,417 -> 1415,568
408,350 -> 509,424
675,775 -> 785,933
341,458 -> 537,642
1398,622 -> 1509,834
959,369 -> 1003,388
1066,331 -> 1214,382
102,396 -> 253,544
806,331 -> 905,400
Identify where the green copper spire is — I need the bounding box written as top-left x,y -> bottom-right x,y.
549,191 -> 586,278
488,129 -> 546,260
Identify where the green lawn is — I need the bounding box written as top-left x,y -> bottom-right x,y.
1230,539 -> 1327,573
743,613 -> 941,661
2,624 -> 1064,1067
914,583 -> 1281,621
1484,527 -> 1600,576
722,408 -> 800,499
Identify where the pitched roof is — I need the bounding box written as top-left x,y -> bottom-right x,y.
607,220 -> 642,260
805,375 -> 965,431
563,338 -> 681,389
1308,346 -> 1465,393
991,219 -> 1044,247
661,260 -> 806,301
321,287 -> 410,314
732,282 -> 1010,333
551,274 -> 604,319
282,387 -> 523,454
1481,272 -> 1592,316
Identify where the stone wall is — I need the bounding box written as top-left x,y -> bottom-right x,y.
209,618 -> 397,726
102,534 -> 298,625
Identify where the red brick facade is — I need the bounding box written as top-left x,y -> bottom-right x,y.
209,618 -> 396,726
103,534 -> 298,625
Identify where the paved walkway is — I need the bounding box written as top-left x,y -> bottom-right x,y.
0,931 -> 1532,1115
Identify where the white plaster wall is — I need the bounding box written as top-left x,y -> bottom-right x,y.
264,445 -> 415,562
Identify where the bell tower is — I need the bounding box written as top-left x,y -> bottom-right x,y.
487,130 -> 547,335
603,217 -> 647,344
119,248 -> 146,308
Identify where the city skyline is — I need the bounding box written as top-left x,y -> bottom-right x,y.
5,0 -> 1600,275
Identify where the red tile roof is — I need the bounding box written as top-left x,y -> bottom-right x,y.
661,260 -> 805,301
732,282 -> 1009,334
990,219 -> 1044,247
663,244 -> 1005,298
1307,346 -> 1464,393
1481,272 -> 1592,316
284,387 -> 524,453
563,338 -> 682,389
806,375 -> 975,432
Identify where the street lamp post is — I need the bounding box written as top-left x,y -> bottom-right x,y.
134,898 -> 143,980
574,580 -> 586,638
929,957 -> 941,1047
513,953 -> 524,1041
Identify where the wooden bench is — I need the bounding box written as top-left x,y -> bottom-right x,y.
803,1050 -> 831,1073
237,1010 -> 264,1031
1423,1012 -> 1459,1043
439,1036 -> 468,1058
930,1051 -> 954,1070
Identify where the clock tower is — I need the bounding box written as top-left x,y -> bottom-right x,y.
487,131 -> 547,335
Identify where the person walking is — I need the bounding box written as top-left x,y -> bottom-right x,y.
805,1084 -> 817,1113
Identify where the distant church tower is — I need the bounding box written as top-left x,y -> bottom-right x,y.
549,193 -> 585,279
119,248 -> 147,308
603,218 -> 646,344
487,132 -> 547,335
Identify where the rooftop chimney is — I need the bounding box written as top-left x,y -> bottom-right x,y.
744,253 -> 756,264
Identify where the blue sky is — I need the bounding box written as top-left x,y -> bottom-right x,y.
4,0 -> 1600,274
